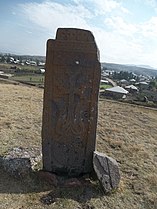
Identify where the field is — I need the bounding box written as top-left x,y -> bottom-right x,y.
0,63 -> 44,85
100,84 -> 112,90
0,82 -> 157,209
11,74 -> 44,85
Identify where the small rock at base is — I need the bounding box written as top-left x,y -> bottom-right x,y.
1,147 -> 42,178
93,151 -> 120,193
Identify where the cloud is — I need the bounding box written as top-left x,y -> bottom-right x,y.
19,0 -> 131,38
145,0 -> 157,8
20,1 -> 92,32
104,16 -> 138,36
136,0 -> 157,12
101,14 -> 157,67
26,30 -> 32,34
91,0 -> 120,14
91,27 -> 144,64
12,11 -> 16,15
18,0 -> 157,67
141,16 -> 157,38
73,0 -> 130,15
104,13 -> 157,40
94,27 -> 157,68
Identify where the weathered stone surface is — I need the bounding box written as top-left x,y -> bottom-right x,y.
38,171 -> 58,186
42,28 -> 101,176
62,178 -> 82,187
0,147 -> 42,177
93,151 -> 120,193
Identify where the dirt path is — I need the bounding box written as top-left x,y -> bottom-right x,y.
105,77 -> 117,86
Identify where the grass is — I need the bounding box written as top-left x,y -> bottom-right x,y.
11,74 -> 44,85
0,83 -> 157,209
0,63 -> 11,69
0,63 -> 39,71
100,84 -> 112,89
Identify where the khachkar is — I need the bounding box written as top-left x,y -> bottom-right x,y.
42,28 -> 101,176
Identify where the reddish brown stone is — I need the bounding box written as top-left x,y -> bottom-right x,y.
42,28 -> 101,176
38,171 -> 58,186
63,178 -> 82,187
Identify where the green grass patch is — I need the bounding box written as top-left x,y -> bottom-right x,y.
11,74 -> 44,85
100,84 -> 112,90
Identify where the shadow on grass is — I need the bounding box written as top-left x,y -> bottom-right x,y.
0,166 -> 104,205
40,181 -> 103,206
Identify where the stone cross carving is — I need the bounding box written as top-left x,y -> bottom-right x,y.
42,28 -> 101,176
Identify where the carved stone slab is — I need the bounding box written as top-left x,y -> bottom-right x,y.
42,28 -> 101,176
93,151 -> 120,193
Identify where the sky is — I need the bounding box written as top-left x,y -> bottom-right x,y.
0,0 -> 157,68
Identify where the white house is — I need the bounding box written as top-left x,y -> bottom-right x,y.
100,79 -> 109,84
39,68 -> 45,73
105,86 -> 129,99
125,85 -> 138,93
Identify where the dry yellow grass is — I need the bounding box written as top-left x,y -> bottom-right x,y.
0,82 -> 157,209
0,83 -> 43,154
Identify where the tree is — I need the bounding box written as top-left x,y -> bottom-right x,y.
36,59 -> 40,66
112,71 -> 137,81
6,56 -> 10,63
0,55 -> 5,63
149,80 -> 157,90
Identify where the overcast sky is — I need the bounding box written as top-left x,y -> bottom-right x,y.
0,0 -> 157,68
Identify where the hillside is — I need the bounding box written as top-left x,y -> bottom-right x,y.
0,83 -> 157,209
1,52 -> 157,78
102,62 -> 157,77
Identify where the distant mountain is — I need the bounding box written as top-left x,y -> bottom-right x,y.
101,62 -> 157,77
134,64 -> 156,69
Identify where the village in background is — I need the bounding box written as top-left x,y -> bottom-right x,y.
0,53 -> 157,108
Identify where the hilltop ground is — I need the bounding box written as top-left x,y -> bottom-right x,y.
0,82 -> 157,209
